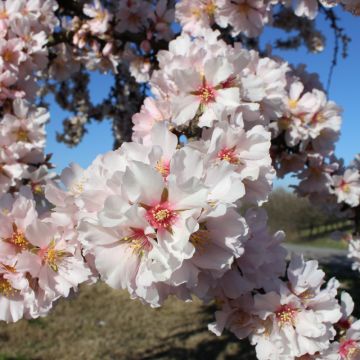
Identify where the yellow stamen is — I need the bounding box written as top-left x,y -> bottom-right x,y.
191,8 -> 201,18
288,99 -> 298,110
15,129 -> 30,142
154,209 -> 170,222
0,277 -> 16,297
11,225 -> 29,250
342,184 -> 351,193
2,49 -> 14,63
43,240 -> 69,272
95,11 -> 106,21
0,10 -> 8,19
275,305 -> 297,327
70,181 -> 84,195
32,184 -> 43,195
123,233 -> 151,256
298,289 -> 315,300
155,160 -> 169,177
204,1 -> 216,15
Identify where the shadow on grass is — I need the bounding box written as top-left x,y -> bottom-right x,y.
139,261 -> 359,360
138,304 -> 257,360
323,263 -> 360,318
140,332 -> 256,360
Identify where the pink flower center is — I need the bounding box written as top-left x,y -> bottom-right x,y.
146,203 -> 177,230
340,180 -> 351,193
311,111 -> 325,124
39,241 -> 69,272
339,339 -> 360,359
217,147 -> 239,164
195,84 -> 216,105
275,304 -> 297,327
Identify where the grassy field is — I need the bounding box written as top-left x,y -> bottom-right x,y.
0,256 -> 358,360
0,283 -> 255,360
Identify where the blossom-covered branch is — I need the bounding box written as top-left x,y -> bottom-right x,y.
1,1 -> 360,360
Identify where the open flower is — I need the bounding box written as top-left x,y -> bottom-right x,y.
171,57 -> 240,127
16,219 -> 91,300
216,0 -> 270,38
332,168 -> 360,207
0,259 -> 33,323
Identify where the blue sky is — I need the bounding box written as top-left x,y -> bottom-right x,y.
46,8 -> 360,189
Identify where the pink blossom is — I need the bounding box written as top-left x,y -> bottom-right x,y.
175,0 -> 217,35
115,0 -> 150,34
216,0 -> 271,38
170,57 -> 240,127
132,97 -> 168,144
83,0 -> 112,35
332,168 -> 360,207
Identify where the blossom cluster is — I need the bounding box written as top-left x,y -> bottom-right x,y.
0,2 -> 359,360
0,0 -> 58,104
131,30 -> 343,191
0,99 -> 53,196
269,66 -> 360,271
132,30 -> 288,141
0,193 -> 91,323
289,139 -> 360,271
271,64 -> 343,179
0,2 -> 85,322
0,1 -> 58,198
41,123 -> 354,359
38,29 -> 356,358
50,0 -> 175,83
43,0 -> 354,148
210,255 -> 344,359
175,0 -> 359,39
212,264 -> 360,360
47,121 -> 271,306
